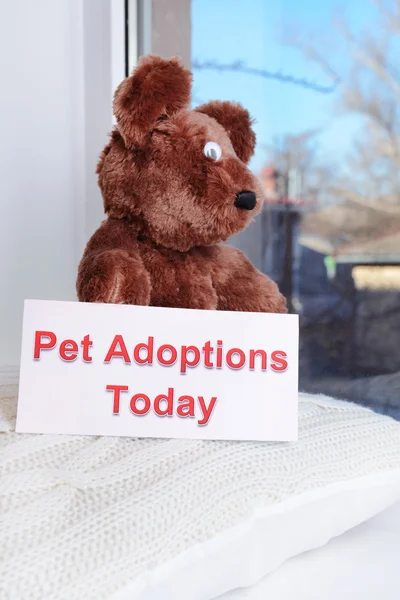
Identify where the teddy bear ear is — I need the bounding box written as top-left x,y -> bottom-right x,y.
113,55 -> 192,148
195,100 -> 256,164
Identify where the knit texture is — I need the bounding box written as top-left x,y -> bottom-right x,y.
1,372 -> 400,600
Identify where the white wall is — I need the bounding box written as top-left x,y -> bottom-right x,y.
0,0 -> 124,367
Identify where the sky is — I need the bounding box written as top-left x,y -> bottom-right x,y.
191,0 -> 379,174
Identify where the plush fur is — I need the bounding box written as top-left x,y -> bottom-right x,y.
77,55 -> 287,314
196,101 -> 256,164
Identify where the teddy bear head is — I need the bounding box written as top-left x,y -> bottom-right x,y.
97,55 -> 264,252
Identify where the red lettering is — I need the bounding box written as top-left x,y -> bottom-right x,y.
81,334 -> 93,362
154,388 -> 174,416
133,337 -> 154,365
104,335 -> 131,363
106,384 -> 129,415
33,330 -> 56,360
197,396 -> 218,426
180,345 -> 200,373
226,348 -> 246,369
271,350 -> 288,372
177,395 -> 195,418
249,349 -> 267,371
216,340 -> 223,368
202,341 -> 214,368
59,339 -> 78,362
157,344 -> 177,366
130,393 -> 151,415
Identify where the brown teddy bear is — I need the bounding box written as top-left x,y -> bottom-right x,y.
77,55 -> 287,314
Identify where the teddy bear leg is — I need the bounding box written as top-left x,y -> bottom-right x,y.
77,249 -> 151,306
212,247 -> 287,314
219,273 -> 287,314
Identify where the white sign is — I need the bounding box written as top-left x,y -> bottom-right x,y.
16,300 -> 299,441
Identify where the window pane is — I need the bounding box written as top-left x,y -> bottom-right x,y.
192,0 -> 400,419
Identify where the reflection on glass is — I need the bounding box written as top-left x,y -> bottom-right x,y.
192,0 -> 400,419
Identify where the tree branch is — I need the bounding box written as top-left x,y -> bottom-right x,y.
351,37 -> 400,98
372,0 -> 400,34
332,188 -> 400,215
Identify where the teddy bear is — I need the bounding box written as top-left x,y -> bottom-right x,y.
76,55 -> 287,314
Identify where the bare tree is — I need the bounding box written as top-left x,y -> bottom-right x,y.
287,0 -> 400,219
263,132 -> 335,207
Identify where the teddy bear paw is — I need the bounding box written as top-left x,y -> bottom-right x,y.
77,249 -> 151,306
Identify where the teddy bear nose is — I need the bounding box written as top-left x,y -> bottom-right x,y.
235,191 -> 257,211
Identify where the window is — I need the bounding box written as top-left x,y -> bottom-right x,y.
192,0 -> 400,419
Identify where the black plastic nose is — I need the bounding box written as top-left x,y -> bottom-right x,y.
235,191 -> 257,211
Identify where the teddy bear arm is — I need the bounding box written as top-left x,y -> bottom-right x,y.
77,248 -> 151,306
211,246 -> 287,314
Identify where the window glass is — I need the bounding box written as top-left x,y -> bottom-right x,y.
192,0 -> 400,419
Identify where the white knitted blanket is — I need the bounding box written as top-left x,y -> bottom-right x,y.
1,371 -> 400,600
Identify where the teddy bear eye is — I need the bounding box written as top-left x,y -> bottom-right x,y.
203,141 -> 222,161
